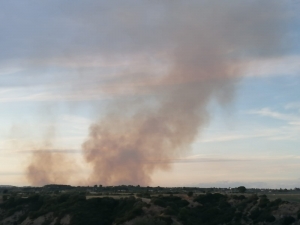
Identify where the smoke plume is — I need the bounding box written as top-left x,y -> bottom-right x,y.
26,151 -> 77,185
22,0 -> 288,185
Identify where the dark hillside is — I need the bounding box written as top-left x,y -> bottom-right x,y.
1,193 -> 300,225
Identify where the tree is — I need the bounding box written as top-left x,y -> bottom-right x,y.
132,218 -> 167,225
187,191 -> 194,197
237,186 -> 246,193
2,195 -> 8,201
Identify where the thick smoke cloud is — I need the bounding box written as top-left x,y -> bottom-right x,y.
81,1 -> 287,185
26,151 -> 77,185
17,0 -> 289,185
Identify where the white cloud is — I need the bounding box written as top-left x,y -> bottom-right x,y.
195,107 -> 300,144
285,102 -> 300,111
0,65 -> 24,76
242,55 -> 300,77
247,107 -> 300,141
249,107 -> 299,121
197,130 -> 277,143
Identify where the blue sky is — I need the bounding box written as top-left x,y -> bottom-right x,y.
0,0 -> 300,187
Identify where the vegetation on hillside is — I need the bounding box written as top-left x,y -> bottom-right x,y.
1,192 -> 300,225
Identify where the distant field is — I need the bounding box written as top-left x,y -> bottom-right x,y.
226,193 -> 300,203
86,195 -> 151,203
265,194 -> 300,203
86,195 -> 131,200
86,193 -> 300,203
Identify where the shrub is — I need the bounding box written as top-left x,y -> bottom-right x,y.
187,191 -> 193,197
265,215 -> 276,222
281,216 -> 295,225
132,218 -> 167,225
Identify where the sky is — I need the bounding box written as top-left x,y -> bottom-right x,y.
0,0 -> 300,188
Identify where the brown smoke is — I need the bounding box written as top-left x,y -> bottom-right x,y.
82,52 -> 236,186
26,151 -> 77,185
23,0 -> 288,186
82,1 -> 287,186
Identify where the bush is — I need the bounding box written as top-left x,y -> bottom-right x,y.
163,206 -> 176,215
232,195 -> 246,200
2,195 -> 8,201
281,216 -> 295,225
151,196 -> 188,210
137,193 -> 151,199
187,191 -> 193,197
194,193 -> 226,205
258,197 -> 270,208
132,218 -> 167,225
270,198 -> 283,207
237,186 -> 246,193
249,208 -> 261,220
265,215 -> 276,222
152,198 -> 166,208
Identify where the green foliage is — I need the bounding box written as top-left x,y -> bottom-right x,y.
194,193 -> 226,205
132,217 -> 167,225
114,200 -> 146,224
0,192 -> 298,225
265,215 -> 276,222
297,209 -> 300,219
137,192 -> 151,199
187,191 -> 193,197
258,196 -> 270,208
151,196 -> 189,212
237,186 -> 246,193
152,198 -> 166,207
249,206 -> 276,223
232,195 -> 246,200
0,194 -> 146,225
2,195 -> 8,201
281,216 -> 296,225
177,193 -> 236,225
163,206 -> 176,215
270,198 -> 283,208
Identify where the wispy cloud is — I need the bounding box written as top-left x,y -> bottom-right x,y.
0,172 -> 24,176
198,131 -> 275,143
242,55 -> 300,77
285,102 -> 300,111
196,107 -> 300,144
247,107 -> 300,140
184,153 -> 300,162
249,107 -> 299,121
0,66 -> 24,76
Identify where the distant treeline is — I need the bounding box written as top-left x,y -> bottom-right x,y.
1,184 -> 296,196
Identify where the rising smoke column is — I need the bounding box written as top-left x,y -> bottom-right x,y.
82,1 -> 287,185
21,0 -> 288,185
25,121 -> 79,185
26,151 -> 76,185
